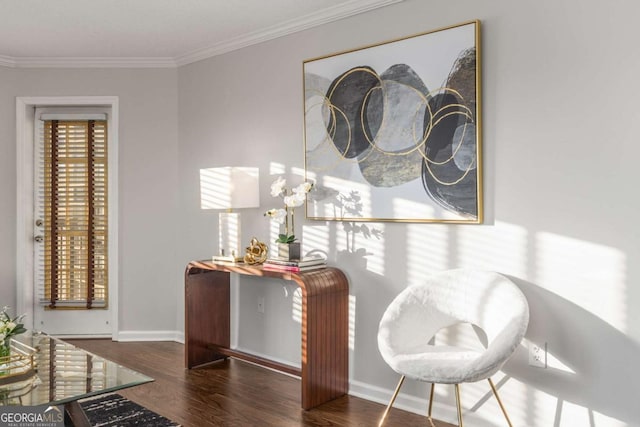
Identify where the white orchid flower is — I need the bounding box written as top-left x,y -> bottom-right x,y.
265,208 -> 287,224
266,179 -> 314,244
270,176 -> 287,197
293,182 -> 313,194
284,193 -> 305,208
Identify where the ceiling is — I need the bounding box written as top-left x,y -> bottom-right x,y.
0,0 -> 402,68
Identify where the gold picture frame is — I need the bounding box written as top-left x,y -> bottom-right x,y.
303,20 -> 482,223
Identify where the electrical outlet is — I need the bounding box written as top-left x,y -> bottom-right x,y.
257,296 -> 265,313
528,342 -> 547,368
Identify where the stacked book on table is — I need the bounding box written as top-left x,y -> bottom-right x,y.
262,255 -> 327,272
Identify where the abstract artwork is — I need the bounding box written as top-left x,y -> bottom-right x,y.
303,20 -> 482,223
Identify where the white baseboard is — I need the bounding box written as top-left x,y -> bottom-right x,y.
349,379 -> 497,427
53,333 -> 112,340
116,330 -> 184,342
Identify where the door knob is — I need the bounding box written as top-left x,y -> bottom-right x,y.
34,235 -> 44,243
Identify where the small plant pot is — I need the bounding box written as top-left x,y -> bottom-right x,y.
277,242 -> 301,261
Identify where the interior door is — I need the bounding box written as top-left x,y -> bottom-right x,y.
33,109 -> 112,337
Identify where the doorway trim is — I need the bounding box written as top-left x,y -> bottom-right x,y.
16,96 -> 119,339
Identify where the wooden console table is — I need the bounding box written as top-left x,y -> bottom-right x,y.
184,260 -> 349,410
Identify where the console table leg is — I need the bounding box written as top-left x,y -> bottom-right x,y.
185,270 -> 231,368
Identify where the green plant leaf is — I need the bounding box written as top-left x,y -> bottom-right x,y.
12,327 -> 26,335
275,234 -> 297,244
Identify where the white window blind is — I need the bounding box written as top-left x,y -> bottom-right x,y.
33,339 -> 107,402
35,115 -> 108,309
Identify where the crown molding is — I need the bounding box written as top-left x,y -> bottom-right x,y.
175,0 -> 404,66
0,0 -> 404,69
5,56 -> 177,69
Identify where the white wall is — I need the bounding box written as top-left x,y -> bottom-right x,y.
0,66 -> 18,307
177,0 -> 640,426
1,67 -> 181,335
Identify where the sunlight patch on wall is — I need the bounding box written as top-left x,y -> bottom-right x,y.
589,411 -> 628,427
550,397 -> 626,427
268,220 -> 282,248
336,220 -> 385,275
517,386 -> 628,427
462,375 -> 531,426
362,223 -> 385,275
546,350 -> 576,374
425,376 -> 539,426
349,295 -> 356,350
456,221 -> 528,278
393,197 -> 436,222
305,169 -> 317,184
290,166 -> 305,178
269,162 -> 286,175
322,176 -> 372,218
459,377 -> 623,427
406,223 -> 448,287
292,287 -> 302,324
302,222 -> 330,255
536,232 -> 627,332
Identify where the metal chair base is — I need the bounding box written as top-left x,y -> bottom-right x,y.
378,376 -> 514,427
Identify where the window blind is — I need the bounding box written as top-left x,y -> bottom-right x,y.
33,339 -> 107,403
36,119 -> 108,309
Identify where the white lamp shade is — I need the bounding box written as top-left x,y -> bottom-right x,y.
200,167 -> 260,210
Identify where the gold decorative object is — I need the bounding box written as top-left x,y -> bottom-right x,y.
243,237 -> 268,265
0,339 -> 37,385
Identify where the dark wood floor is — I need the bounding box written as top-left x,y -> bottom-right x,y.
67,339 -> 454,427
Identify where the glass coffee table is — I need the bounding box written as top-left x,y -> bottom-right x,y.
0,332 -> 153,426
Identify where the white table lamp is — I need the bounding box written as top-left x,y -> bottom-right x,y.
200,167 -> 260,262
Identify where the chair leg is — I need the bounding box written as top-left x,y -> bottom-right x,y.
488,378 -> 513,427
427,383 -> 436,427
378,375 -> 405,427
454,384 -> 464,427
427,382 -> 435,417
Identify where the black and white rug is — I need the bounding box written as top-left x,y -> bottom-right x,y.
79,393 -> 180,427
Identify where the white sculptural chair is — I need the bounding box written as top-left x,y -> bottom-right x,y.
377,269 -> 529,426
